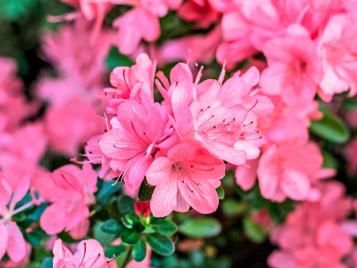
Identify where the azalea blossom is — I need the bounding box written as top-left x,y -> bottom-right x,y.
33,164 -> 97,238
53,239 -> 114,268
146,143 -> 225,217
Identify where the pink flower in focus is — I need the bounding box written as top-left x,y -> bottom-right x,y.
99,100 -> 175,196
257,140 -> 334,202
146,143 -> 225,217
33,164 -> 97,239
53,239 -> 113,268
189,67 -> 273,165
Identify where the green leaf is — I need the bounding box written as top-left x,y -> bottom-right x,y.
121,229 -> 140,244
216,186 -> 225,200
179,218 -> 222,238
146,234 -> 175,256
0,0 -> 34,21
151,219 -> 178,236
101,219 -> 123,235
40,257 -> 53,268
117,196 -> 134,215
96,181 -> 121,205
138,181 -> 154,201
121,214 -> 139,229
222,199 -> 246,216
322,150 -> 338,169
105,244 -> 127,258
94,222 -> 117,246
105,46 -> 133,70
243,218 -> 266,244
310,105 -> 350,143
132,239 -> 146,262
26,229 -> 48,247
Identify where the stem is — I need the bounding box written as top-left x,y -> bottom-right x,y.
11,201 -> 34,216
121,246 -> 133,268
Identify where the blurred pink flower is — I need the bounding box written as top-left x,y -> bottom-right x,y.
345,139 -> 357,175
34,164 -> 97,238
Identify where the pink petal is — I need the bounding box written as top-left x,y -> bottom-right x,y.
281,169 -> 310,200
146,157 -> 172,186
0,223 -> 8,260
40,203 -> 68,235
178,178 -> 219,214
150,179 -> 178,217
235,159 -> 258,191
6,222 -> 26,262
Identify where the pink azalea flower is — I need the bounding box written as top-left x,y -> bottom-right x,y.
0,57 -> 34,132
53,239 -> 114,268
146,143 -> 225,217
257,140 -> 334,202
105,53 -> 156,112
269,182 -> 353,268
188,67 -> 273,165
177,0 -> 219,27
319,13 -> 357,101
33,164 -> 97,238
40,19 -> 114,92
0,176 -> 31,262
44,97 -> 104,156
155,27 -> 222,65
112,0 -> 182,54
260,27 -> 322,105
99,100 -> 175,196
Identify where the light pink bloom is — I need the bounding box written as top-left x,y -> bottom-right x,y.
257,140 -> 334,202
155,27 -> 222,65
33,164 -> 97,238
44,97 -> 103,156
319,13 -> 357,101
0,176 -> 29,262
217,0 -> 344,67
0,57 -> 34,132
99,100 -> 175,196
105,53 -> 156,113
177,0 -> 219,27
146,143 -> 225,217
113,0 -> 182,54
189,67 -> 273,165
40,19 -> 114,93
53,239 -> 113,268
260,28 -> 322,105
269,182 -> 353,268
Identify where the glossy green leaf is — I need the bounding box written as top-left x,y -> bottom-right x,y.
40,257 -> 53,268
179,218 -> 221,238
121,229 -> 140,244
105,244 -> 127,258
222,199 -> 246,216
216,186 -> 225,200
94,222 -> 117,246
243,218 -> 266,244
146,234 -> 175,256
310,105 -> 350,143
117,196 -> 134,215
132,239 -> 147,262
101,219 -> 123,235
151,219 -> 177,236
